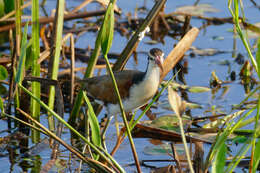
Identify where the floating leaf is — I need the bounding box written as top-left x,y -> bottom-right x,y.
187,86 -> 211,93
150,115 -> 191,131
210,59 -> 230,66
144,40 -> 159,45
212,36 -> 224,41
175,4 -> 219,16
0,65 -> 7,80
190,46 -> 222,56
158,100 -> 202,110
143,144 -> 184,156
185,101 -> 203,109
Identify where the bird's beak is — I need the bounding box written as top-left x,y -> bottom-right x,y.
155,55 -> 164,73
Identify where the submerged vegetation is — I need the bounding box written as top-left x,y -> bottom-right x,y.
0,0 -> 259,172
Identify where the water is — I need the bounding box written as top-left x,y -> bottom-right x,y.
0,0 -> 259,172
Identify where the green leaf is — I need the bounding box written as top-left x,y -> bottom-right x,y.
256,38 -> 260,78
0,0 -> 5,17
143,144 -> 184,156
100,2 -> 114,55
232,136 -> 247,144
175,4 -> 219,16
252,139 -> 260,172
185,102 -> 203,109
212,142 -> 227,173
83,92 -> 101,149
0,65 -> 8,80
187,86 -> 211,93
3,0 -> 14,13
15,22 -> 29,84
0,96 -> 4,114
151,114 -> 191,132
203,110 -> 244,129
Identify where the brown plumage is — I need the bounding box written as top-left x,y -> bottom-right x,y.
81,70 -> 145,104
79,48 -> 164,115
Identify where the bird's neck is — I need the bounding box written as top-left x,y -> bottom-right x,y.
144,61 -> 160,85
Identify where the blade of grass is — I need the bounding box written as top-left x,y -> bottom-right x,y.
69,9 -> 103,125
15,22 -> 28,84
16,108 -> 115,173
18,83 -> 125,173
15,0 -> 21,56
47,0 -> 65,131
83,92 -> 102,159
225,137 -> 251,173
31,0 -> 41,142
252,139 -> 260,172
250,93 -> 260,172
228,0 -> 258,75
99,0 -> 141,172
204,107 -> 255,171
212,142 -> 227,173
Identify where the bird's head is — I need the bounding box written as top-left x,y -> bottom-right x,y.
148,48 -> 164,72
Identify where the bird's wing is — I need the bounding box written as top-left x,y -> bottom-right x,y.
81,70 -> 145,104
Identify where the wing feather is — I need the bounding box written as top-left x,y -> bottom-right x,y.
81,70 -> 145,104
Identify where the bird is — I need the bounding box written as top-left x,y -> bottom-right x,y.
81,48 -> 164,115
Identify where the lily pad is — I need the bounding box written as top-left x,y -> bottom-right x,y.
175,4 -> 219,16
158,100 -> 202,110
143,143 -> 184,156
187,86 -> 211,93
150,115 -> 191,132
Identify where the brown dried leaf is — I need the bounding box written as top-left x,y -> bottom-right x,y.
168,87 -> 186,117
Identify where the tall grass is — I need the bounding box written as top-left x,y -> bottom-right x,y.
47,0 -> 65,132
31,0 -> 41,142
204,0 -> 260,172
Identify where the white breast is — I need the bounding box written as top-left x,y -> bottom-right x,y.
107,63 -> 161,115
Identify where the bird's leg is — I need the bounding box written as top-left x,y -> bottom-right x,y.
140,105 -> 156,120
